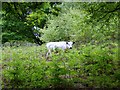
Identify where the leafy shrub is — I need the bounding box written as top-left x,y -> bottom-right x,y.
40,4 -> 92,43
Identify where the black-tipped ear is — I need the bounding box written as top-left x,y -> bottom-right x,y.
66,42 -> 68,44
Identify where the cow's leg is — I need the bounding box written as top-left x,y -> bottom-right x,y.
48,49 -> 52,56
46,51 -> 49,57
46,49 -> 51,57
46,50 -> 49,60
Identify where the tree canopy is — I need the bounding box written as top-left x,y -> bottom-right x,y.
2,2 -> 119,46
40,2 -> 119,47
2,2 -> 61,45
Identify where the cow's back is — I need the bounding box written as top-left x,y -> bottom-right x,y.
46,41 -> 66,50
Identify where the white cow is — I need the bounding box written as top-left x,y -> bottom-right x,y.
46,41 -> 74,56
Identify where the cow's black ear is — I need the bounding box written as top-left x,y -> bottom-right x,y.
73,42 -> 75,44
66,42 -> 68,44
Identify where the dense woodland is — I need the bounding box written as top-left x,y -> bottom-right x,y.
1,2 -> 120,89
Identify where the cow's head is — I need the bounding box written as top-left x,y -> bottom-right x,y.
66,41 -> 74,49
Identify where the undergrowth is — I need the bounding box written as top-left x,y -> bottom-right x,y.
1,44 -> 120,88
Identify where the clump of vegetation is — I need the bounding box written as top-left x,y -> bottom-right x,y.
2,43 -> 119,88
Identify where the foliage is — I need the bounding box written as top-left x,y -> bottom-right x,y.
81,2 -> 119,24
2,2 -> 61,44
40,2 -> 118,47
2,43 -> 119,88
1,2 -> 119,89
78,45 -> 119,87
2,2 -> 119,45
2,45 -> 48,88
40,3 -> 91,43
